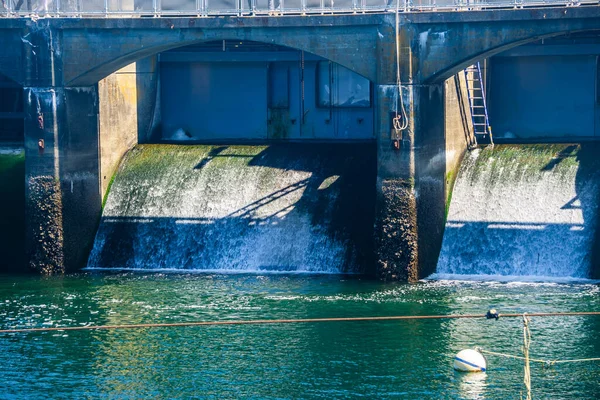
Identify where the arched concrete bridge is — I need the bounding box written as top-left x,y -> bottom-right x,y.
1,5 -> 599,278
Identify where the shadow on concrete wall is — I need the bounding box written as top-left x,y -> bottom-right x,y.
453,74 -> 477,150
136,56 -> 162,143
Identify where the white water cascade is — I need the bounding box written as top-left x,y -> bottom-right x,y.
434,145 -> 600,280
87,144 -> 374,273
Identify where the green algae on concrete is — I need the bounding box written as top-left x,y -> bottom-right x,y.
0,148 -> 25,272
468,144 -> 583,180
444,167 -> 458,220
102,170 -> 117,211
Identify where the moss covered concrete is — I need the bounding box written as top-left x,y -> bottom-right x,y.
0,149 -> 26,272
26,176 -> 64,274
470,144 -> 581,176
374,178 -> 418,281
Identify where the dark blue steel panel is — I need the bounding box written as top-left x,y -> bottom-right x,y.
160,52 -> 374,141
161,62 -> 268,140
489,55 -> 596,139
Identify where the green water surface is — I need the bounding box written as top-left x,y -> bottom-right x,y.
0,273 -> 598,399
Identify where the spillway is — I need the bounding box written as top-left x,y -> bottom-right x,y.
434,144 -> 600,280
87,144 -> 375,273
0,146 -> 25,272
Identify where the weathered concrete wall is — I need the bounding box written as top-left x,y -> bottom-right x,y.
3,8 -> 600,89
136,56 -> 161,143
412,84 -> 447,280
374,83 -> 448,281
99,64 -> 138,198
25,55 -> 158,273
59,19 -> 380,87
374,177 -> 418,281
373,83 -> 419,281
397,7 -> 600,84
98,56 -> 159,198
24,87 -> 102,274
374,72 -> 473,281
443,73 -> 473,202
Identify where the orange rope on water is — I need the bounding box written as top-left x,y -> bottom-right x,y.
1,312 -> 599,334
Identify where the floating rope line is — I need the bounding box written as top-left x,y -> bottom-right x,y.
0,311 -> 599,334
523,314 -> 532,400
479,349 -> 600,366
477,313 -> 600,400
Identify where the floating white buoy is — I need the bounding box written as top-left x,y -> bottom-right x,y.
453,349 -> 487,372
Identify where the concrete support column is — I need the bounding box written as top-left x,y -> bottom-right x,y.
411,83 -> 447,279
24,86 -> 101,274
374,83 -> 418,281
374,82 -> 447,281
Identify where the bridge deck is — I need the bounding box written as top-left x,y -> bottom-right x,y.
0,0 -> 597,18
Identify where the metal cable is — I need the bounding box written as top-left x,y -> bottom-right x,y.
1,312 -> 599,334
479,349 -> 600,365
393,1 -> 409,134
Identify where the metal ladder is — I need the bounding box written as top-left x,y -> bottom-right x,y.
464,62 -> 493,145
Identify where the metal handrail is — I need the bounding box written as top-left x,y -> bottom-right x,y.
0,0 -> 596,17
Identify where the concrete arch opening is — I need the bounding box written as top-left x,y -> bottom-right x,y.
97,40 -> 376,193
430,31 -> 600,280
486,30 -> 600,142
154,40 -> 375,143
89,40 -> 377,274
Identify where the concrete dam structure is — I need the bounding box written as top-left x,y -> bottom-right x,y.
0,4 -> 600,279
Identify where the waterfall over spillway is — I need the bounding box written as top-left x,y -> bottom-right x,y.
434,144 -> 600,280
87,144 -> 375,273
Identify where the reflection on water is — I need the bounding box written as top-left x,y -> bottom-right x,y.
0,273 -> 598,398
457,372 -> 487,399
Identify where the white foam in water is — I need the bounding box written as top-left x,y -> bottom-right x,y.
434,146 -> 600,281
83,267 -> 352,275
427,273 -> 599,285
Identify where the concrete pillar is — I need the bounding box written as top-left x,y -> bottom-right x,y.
411,83 -> 448,279
98,63 -> 139,197
24,86 -> 101,274
375,80 -> 467,281
98,56 -> 158,200
374,20 -> 472,281
373,21 -> 422,281
374,83 -> 418,281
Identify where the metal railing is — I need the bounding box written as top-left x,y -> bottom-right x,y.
0,0 -> 596,17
